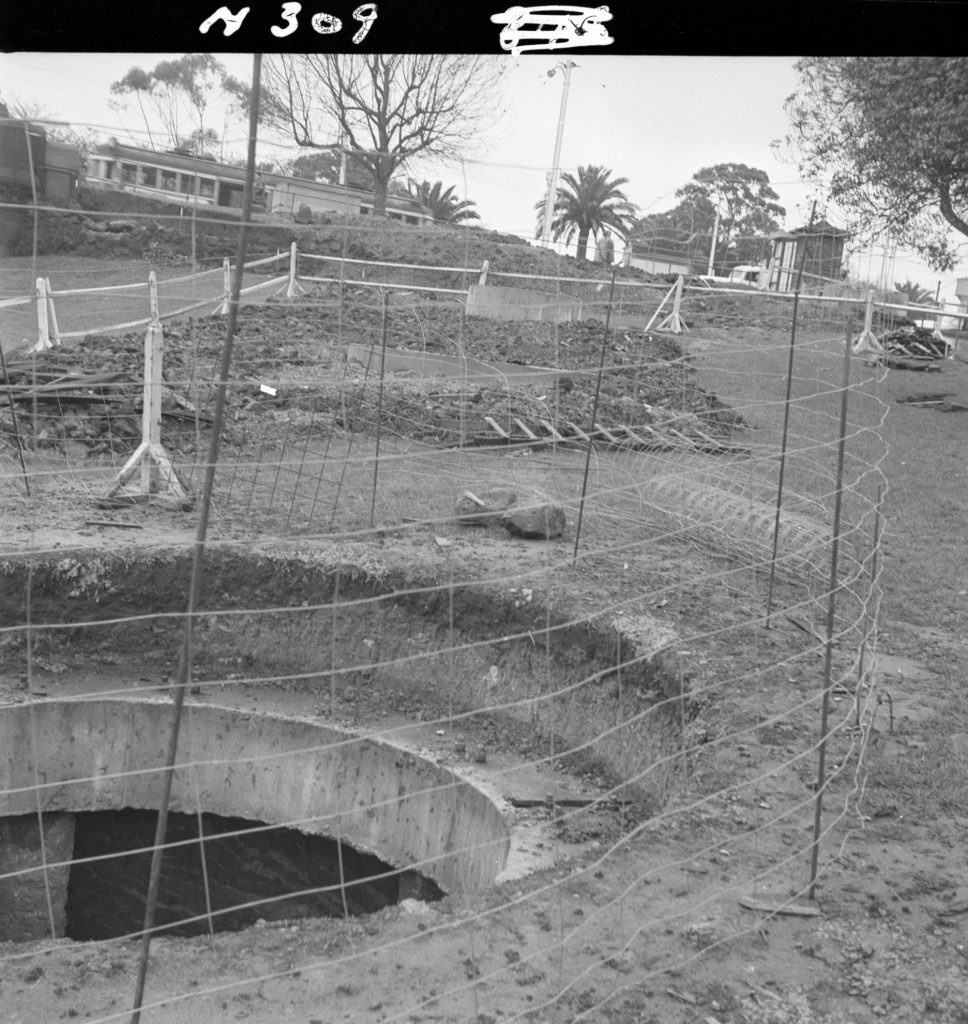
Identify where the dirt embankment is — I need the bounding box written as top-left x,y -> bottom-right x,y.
18,188 -> 670,288
1,298 -> 743,461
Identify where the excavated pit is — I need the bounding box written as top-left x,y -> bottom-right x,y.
0,544 -> 687,944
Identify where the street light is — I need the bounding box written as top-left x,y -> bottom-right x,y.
540,60 -> 577,250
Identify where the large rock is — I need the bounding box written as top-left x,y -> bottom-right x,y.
454,488 -> 517,527
502,503 -> 565,540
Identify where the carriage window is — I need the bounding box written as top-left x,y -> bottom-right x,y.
180,174 -> 195,194
160,170 -> 178,191
198,178 -> 215,199
140,167 -> 157,188
120,163 -> 137,184
101,160 -> 115,180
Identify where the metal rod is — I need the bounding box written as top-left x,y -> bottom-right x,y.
129,52 -> 263,1024
329,345 -> 374,529
573,265 -> 618,561
765,201 -> 817,625
335,814 -> 350,920
855,479 -> 883,726
191,767 -> 216,940
807,313 -> 854,902
369,290 -> 389,528
23,123 -> 40,441
0,341 -> 30,495
330,566 -> 340,718
286,407 -> 318,528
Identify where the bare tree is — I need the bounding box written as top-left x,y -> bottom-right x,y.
243,55 -> 507,216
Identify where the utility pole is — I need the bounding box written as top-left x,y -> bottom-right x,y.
541,60 -> 577,250
706,207 -> 721,276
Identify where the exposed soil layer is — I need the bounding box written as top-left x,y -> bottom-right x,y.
1,298 -> 744,465
0,545 -> 688,813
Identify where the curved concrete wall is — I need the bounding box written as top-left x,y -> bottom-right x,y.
0,699 -> 510,894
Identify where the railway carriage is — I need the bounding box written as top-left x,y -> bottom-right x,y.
86,139 -> 434,225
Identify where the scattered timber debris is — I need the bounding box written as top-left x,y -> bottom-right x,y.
896,392 -> 968,412
878,324 -> 951,370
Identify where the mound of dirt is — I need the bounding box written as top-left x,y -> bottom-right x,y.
0,297 -> 743,461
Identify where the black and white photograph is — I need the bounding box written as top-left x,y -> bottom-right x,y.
1,20 -> 967,1024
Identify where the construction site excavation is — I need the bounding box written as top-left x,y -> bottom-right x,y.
0,538 -> 687,942
2,205 -> 967,1024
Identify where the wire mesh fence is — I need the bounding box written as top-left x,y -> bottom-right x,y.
0,215 -> 901,1024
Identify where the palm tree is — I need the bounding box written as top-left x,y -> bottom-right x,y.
534,165 -> 638,259
894,277 -> 938,320
407,180 -> 480,224
894,278 -> 934,305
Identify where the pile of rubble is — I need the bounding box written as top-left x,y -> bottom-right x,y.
874,321 -> 951,370
0,350 -> 209,459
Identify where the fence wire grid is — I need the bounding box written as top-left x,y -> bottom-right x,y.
0,213 -> 902,1024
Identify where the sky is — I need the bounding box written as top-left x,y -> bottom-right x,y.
2,51 -> 966,306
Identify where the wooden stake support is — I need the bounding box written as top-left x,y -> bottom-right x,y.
30,277 -> 52,352
563,419 -> 589,441
653,275 -> 688,334
513,417 -> 539,440
219,257 -> 232,315
852,289 -> 883,359
539,418 -> 566,441
593,422 -> 622,444
44,278 -> 61,346
644,278 -> 675,332
483,415 -> 510,439
105,285 -> 187,502
285,241 -> 305,299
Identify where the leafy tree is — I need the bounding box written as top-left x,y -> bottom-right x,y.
676,163 -> 784,272
231,56 -> 506,216
781,58 -> 968,271
284,150 -> 344,184
110,54 -> 229,153
630,195 -> 718,270
534,165 -> 638,260
272,150 -> 388,192
406,180 -> 479,224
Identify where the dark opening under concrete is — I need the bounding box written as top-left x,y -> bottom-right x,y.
65,808 -> 439,940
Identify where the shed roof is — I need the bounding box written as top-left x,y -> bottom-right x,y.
768,219 -> 848,241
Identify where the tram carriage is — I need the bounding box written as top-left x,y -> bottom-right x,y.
86,139 -> 434,225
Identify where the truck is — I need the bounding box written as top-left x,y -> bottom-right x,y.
696,265 -> 769,290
